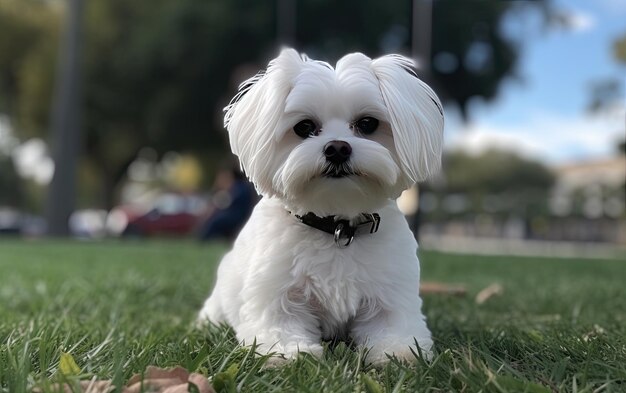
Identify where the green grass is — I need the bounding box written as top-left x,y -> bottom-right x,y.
1,239 -> 625,392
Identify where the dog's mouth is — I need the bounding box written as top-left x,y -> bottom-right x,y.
322,163 -> 358,178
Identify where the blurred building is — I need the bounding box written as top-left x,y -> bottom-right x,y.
416,154 -> 626,245
548,155 -> 626,243
552,156 -> 626,200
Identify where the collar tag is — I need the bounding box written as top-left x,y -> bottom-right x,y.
333,222 -> 354,248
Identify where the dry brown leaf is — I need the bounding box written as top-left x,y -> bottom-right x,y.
34,366 -> 215,393
127,366 -> 191,386
187,373 -> 214,393
78,380 -> 116,393
475,283 -> 503,304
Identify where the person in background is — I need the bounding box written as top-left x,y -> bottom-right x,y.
198,165 -> 256,241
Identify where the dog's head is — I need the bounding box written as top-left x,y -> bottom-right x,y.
225,48 -> 444,217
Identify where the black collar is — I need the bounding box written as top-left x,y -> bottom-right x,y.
293,212 -> 381,247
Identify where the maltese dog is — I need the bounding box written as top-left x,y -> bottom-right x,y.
198,48 -> 444,365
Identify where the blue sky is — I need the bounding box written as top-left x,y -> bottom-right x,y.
446,0 -> 626,165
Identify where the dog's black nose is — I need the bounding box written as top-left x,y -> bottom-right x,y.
324,140 -> 352,164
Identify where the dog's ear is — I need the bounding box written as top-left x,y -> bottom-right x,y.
224,48 -> 304,194
371,55 -> 444,184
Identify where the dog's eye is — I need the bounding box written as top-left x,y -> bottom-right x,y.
354,117 -> 379,135
293,119 -> 318,138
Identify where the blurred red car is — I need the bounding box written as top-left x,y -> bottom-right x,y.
107,193 -> 208,237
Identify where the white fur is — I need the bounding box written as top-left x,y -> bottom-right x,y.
199,48 -> 444,365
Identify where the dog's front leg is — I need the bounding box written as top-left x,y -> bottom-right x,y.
236,295 -> 323,364
351,302 -> 433,365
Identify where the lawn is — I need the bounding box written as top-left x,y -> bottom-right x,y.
0,239 -> 625,392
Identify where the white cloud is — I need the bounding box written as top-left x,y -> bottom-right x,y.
446,106 -> 625,164
563,9 -> 596,33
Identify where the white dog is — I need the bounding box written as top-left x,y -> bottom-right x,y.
198,48 -> 444,365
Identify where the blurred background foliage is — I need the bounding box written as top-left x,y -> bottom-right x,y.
0,0 -> 552,208
0,0 -> 623,242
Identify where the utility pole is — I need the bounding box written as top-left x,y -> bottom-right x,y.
46,0 -> 83,236
412,0 -> 433,73
411,0 -> 434,242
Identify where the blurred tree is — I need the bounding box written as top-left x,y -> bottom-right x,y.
2,0 -> 553,212
0,156 -> 23,206
296,1 -> 410,59
586,32 -> 624,121
429,1 -> 550,118
442,149 -> 554,194
587,79 -> 623,113
613,32 -> 626,64
297,1 -> 551,119
0,0 -> 57,213
0,0 -> 59,130
80,0 -> 275,208
589,32 -> 626,112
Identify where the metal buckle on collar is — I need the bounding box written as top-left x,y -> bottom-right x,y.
363,213 -> 381,234
333,222 -> 354,248
332,213 -> 381,248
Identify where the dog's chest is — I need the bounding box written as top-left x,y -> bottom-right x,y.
289,245 -> 371,336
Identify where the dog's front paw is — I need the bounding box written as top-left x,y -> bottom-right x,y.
282,342 -> 324,359
261,342 -> 324,368
365,341 -> 433,366
263,355 -> 293,368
